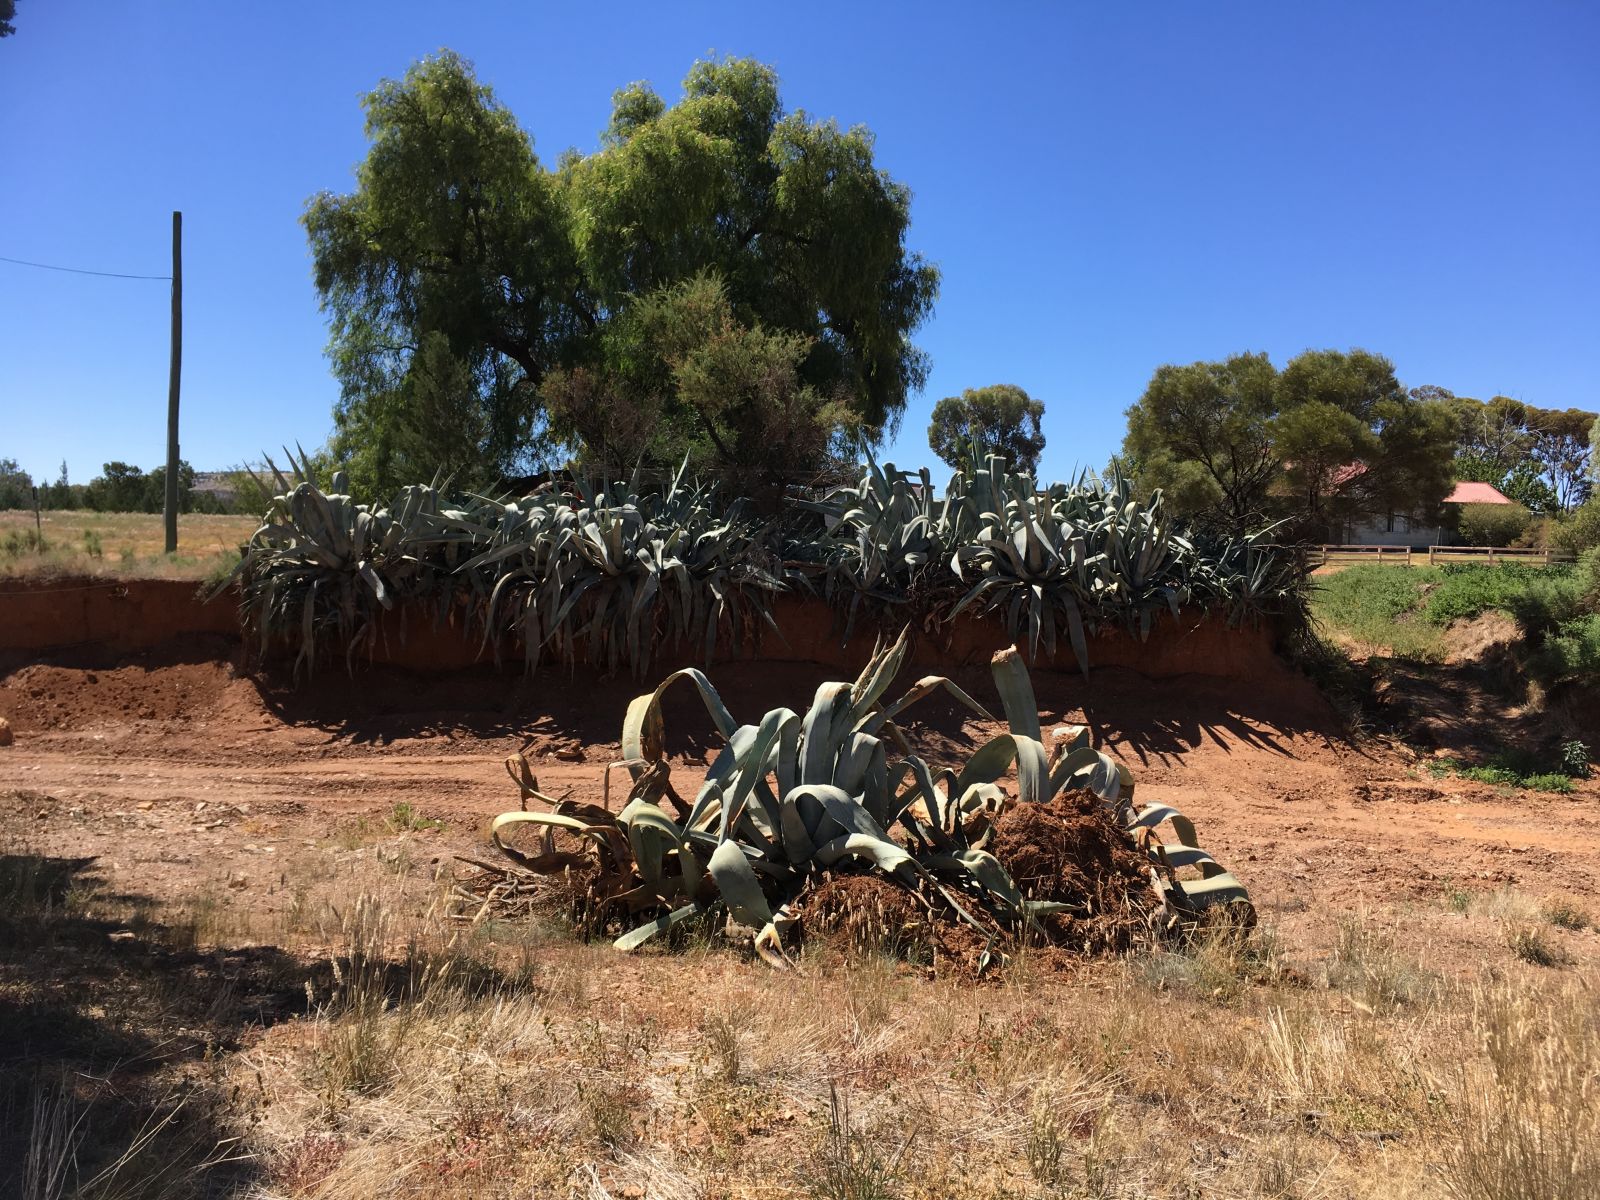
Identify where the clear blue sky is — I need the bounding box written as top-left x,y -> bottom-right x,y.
2,1 -> 1596,488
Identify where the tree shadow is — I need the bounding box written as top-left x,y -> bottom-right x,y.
0,854 -> 312,1198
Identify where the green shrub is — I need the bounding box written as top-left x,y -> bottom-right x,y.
1422,564 -> 1579,629
1529,614 -> 1600,685
1521,773 -> 1576,795
1458,501 -> 1533,547
1559,740 -> 1592,780
1552,501 -> 1600,555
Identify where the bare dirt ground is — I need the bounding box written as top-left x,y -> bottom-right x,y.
4,639 -> 1595,950
3,638 -> 1598,1197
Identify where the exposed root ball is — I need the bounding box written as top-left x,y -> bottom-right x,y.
801,874 -> 938,963
988,793 -> 1161,954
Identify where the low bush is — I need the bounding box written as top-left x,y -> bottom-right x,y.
1528,613 -> 1600,686
1551,499 -> 1600,555
1457,501 -> 1533,547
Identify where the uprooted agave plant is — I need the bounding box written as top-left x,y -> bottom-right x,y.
487,628 -> 1248,967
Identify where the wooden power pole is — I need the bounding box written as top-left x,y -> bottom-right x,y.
163,211 -> 182,553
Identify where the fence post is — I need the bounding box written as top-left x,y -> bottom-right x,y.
1406,546 -> 1412,567
1428,546 -> 1435,566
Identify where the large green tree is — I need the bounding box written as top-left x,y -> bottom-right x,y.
539,273 -> 851,485
927,384 -> 1046,474
1121,349 -> 1456,537
305,52 -> 938,496
1427,389 -> 1595,513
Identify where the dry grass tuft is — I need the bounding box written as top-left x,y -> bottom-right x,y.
1444,980 -> 1600,1199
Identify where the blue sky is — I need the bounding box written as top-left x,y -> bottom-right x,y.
2,1 -> 1596,488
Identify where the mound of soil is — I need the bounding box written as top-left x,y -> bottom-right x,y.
0,644 -> 247,732
987,793 -> 1160,953
801,874 -> 940,962
797,794 -> 1161,970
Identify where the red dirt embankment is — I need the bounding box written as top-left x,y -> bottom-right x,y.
0,577 -> 1283,682
1,578 -> 238,657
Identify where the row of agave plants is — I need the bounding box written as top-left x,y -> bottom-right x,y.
228,450 -> 1304,676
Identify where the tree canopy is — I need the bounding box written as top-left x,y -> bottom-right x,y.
1121,349 -> 1456,537
927,384 -> 1046,474
305,51 -> 938,496
1426,388 -> 1596,513
0,2 -> 16,38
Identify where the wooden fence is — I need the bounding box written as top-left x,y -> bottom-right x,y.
1308,544 -> 1576,568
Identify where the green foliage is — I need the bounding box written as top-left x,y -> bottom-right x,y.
489,633 -> 1249,964
230,453 -> 782,678
800,455 -> 1305,672
1528,613 -> 1600,686
1122,349 -> 1456,537
1421,564 -> 1581,629
78,460 -> 200,514
1456,501 -> 1533,547
0,0 -> 14,37
1552,501 -> 1600,554
306,51 -> 937,495
0,457 -> 36,509
926,384 -> 1046,475
233,455 -> 1306,678
2,528 -> 48,556
1559,740 -> 1592,780
540,272 -> 853,488
1429,755 -> 1577,794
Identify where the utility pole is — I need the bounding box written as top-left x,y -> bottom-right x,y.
164,211 -> 182,553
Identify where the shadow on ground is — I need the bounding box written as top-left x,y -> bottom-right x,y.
0,854 -> 304,1198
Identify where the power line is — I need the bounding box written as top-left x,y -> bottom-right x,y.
0,253 -> 171,281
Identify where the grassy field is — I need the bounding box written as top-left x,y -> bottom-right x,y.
0,509 -> 258,581
4,828 -> 1597,1199
1310,561 -> 1585,662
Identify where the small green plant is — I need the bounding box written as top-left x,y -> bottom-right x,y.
1430,751 -> 1576,794
1558,739 -> 1592,779
1520,773 -> 1575,795
1543,899 -> 1590,931
82,528 -> 103,558
3,528 -> 48,556
1507,925 -> 1572,967
386,802 -> 444,833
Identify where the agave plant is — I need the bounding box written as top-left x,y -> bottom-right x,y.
489,629 -> 1249,966
802,454 -> 1304,672
232,461 -> 785,676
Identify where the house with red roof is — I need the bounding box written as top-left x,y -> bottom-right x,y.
1339,478 -> 1515,546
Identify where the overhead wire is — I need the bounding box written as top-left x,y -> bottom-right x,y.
0,253 -> 170,281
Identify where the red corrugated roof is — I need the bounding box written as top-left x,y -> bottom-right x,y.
1445,481 -> 1513,505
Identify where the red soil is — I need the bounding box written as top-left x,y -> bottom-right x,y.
2,624 -> 1597,978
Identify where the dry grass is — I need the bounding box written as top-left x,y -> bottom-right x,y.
0,509 -> 256,580
3,838 -> 1597,1198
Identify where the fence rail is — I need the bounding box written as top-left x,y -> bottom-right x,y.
1309,544 -> 1576,568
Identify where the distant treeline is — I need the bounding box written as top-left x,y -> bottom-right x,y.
0,458 -> 269,515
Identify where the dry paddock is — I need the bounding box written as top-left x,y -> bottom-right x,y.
1,580 -> 1597,1198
